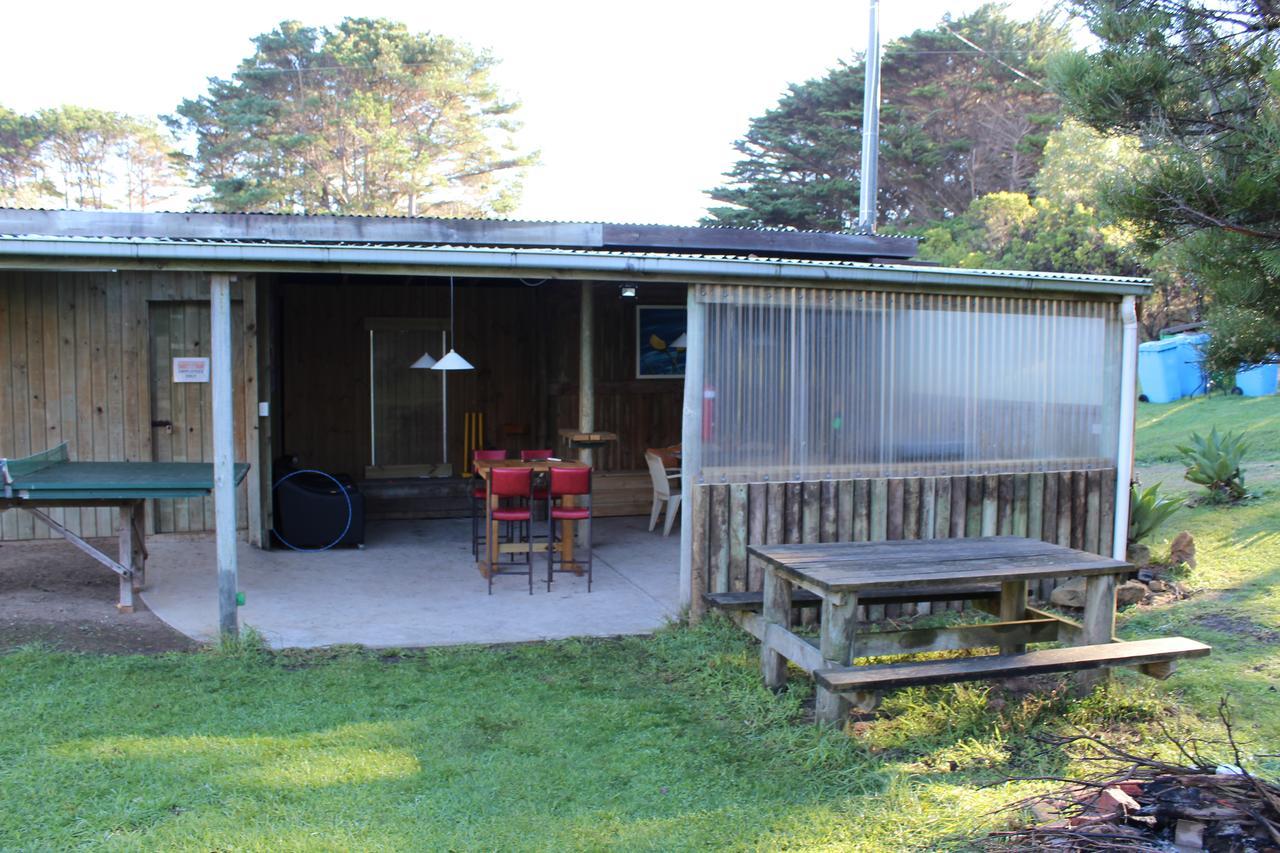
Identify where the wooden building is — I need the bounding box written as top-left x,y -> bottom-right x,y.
0,208 -> 1147,629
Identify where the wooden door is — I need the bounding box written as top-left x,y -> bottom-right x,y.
149,301 -> 249,532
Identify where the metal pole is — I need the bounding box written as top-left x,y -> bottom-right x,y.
858,0 -> 882,233
211,273 -> 238,639
578,281 -> 595,465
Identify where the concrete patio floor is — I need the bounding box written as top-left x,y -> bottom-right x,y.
141,515 -> 681,649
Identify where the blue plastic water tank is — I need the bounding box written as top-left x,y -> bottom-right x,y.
1174,333 -> 1210,397
1236,362 -> 1278,397
1138,339 -> 1182,403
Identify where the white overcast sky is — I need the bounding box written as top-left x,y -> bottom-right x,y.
1,0 -> 1061,224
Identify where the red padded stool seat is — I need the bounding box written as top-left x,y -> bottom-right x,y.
493,507 -> 531,522
551,507 -> 590,520
546,465 -> 593,592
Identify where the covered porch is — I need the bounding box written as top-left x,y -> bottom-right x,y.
140,516 -> 680,648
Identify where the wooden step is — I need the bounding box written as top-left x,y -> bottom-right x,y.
814,637 -> 1211,693
703,583 -> 1000,612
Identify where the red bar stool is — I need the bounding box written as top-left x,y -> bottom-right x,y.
472,449 -> 508,559
486,466 -> 534,594
546,465 -> 593,592
520,449 -> 555,518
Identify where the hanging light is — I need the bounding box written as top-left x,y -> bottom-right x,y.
671,333 -> 688,350
409,351 -> 437,369
432,275 -> 474,371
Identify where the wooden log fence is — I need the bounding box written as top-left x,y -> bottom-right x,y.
695,469 -> 1117,621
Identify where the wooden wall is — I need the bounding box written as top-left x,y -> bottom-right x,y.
278,277 -> 685,477
690,469 -> 1117,617
545,283 -> 686,471
0,270 -> 263,542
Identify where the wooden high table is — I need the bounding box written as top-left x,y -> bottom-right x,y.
749,536 -> 1210,723
472,459 -> 590,578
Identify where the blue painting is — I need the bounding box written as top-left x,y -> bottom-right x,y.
636,306 -> 687,378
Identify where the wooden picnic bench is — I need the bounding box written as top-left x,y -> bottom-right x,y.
734,536 -> 1210,723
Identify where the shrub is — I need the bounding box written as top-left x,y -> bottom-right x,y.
1178,427 -> 1249,501
1128,483 -> 1183,545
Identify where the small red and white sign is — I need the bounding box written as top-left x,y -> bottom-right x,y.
173,357 -> 210,383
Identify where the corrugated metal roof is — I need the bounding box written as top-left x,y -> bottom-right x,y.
0,232 -> 1151,296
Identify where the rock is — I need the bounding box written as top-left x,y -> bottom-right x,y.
1050,577 -> 1087,608
1117,580 -> 1149,608
1128,543 -> 1152,568
1148,579 -> 1170,593
1170,530 -> 1196,569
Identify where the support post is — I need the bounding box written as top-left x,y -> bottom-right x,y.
816,592 -> 860,724
857,0 -> 882,232
679,288 -> 705,613
1077,573 -> 1118,692
1112,295 -> 1139,560
211,273 -> 238,639
999,580 -> 1028,655
578,281 -> 594,466
761,567 -> 793,689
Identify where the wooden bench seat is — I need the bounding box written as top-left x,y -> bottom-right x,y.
814,636 -> 1211,693
703,583 -> 1000,612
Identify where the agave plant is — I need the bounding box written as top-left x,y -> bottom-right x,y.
1177,427 -> 1249,500
1128,483 -> 1183,545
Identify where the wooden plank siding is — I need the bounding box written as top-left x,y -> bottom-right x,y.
0,270 -> 261,542
692,469 -> 1117,612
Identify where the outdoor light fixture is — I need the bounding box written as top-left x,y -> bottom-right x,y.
432,276 -> 475,371
620,284 -> 637,298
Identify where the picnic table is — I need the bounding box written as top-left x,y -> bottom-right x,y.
1,442 -> 248,612
745,536 -> 1210,723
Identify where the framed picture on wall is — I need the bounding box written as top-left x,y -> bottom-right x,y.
636,305 -> 687,379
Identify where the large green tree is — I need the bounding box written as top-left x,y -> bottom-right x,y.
704,5 -> 1069,230
1051,0 -> 1280,372
171,18 -> 535,216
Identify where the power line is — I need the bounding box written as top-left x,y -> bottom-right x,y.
938,25 -> 1047,89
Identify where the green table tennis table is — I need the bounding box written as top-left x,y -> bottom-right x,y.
1,443 -> 249,612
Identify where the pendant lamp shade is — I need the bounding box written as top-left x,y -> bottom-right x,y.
409,352 -> 437,369
432,348 -> 474,371
431,275 -> 474,371
671,332 -> 688,350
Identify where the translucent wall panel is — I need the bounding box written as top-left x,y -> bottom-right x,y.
696,284 -> 1121,483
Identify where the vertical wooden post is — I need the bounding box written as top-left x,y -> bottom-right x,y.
1078,573 -> 1117,691
761,567 -> 793,690
998,580 -> 1027,655
678,288 -> 705,613
578,281 -> 594,466
211,273 -> 238,639
816,592 -> 859,724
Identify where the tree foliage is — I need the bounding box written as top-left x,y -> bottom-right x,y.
704,5 -> 1069,230
0,105 -> 183,210
170,18 -> 535,216
1051,0 -> 1280,372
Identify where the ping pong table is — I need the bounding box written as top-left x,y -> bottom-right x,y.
1,443 -> 249,612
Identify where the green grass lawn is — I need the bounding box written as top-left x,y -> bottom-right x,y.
3,395 -> 1279,851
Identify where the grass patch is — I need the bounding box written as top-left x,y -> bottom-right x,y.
1,394 -> 1278,850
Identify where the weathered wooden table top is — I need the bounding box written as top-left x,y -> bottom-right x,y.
749,536 -> 1129,592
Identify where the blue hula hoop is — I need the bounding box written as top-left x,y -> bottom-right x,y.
271,469 -> 353,552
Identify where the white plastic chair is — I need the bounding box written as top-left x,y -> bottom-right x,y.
645,450 -> 681,536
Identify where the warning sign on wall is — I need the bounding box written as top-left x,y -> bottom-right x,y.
173,357 -> 210,383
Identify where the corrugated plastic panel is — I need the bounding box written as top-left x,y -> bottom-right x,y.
696,284 -> 1121,482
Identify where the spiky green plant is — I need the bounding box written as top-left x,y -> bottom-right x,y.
1177,427 -> 1249,501
1128,483 -> 1183,545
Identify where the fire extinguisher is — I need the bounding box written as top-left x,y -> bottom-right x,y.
702,384 -> 716,441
